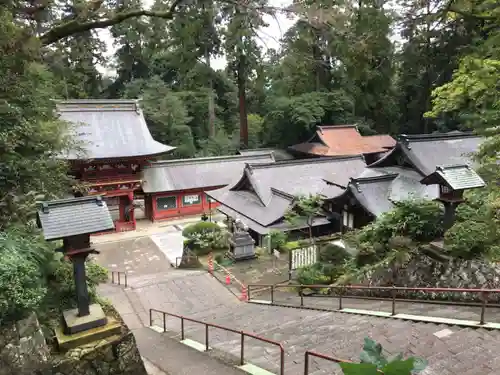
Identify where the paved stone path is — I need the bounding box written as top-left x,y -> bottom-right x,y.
94,236 -> 172,277
99,271 -> 500,375
99,279 -> 247,375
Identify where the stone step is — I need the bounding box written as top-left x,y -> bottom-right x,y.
118,270 -> 500,375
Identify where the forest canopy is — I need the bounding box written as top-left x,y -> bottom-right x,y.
4,0 -> 498,159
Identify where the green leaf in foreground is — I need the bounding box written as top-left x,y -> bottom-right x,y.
411,357 -> 428,373
382,358 -> 415,375
339,362 -> 379,375
360,337 -> 387,368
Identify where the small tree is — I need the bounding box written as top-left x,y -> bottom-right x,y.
285,194 -> 325,244
263,229 -> 289,252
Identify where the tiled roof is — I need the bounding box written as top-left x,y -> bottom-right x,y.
238,148 -> 295,161
372,132 -> 482,175
207,156 -> 367,229
141,153 -> 275,193
289,125 -> 396,157
37,196 -> 114,240
242,156 -> 366,204
57,99 -> 175,160
421,165 -> 486,190
344,166 -> 440,217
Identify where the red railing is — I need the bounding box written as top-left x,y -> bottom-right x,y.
304,350 -> 384,375
110,270 -> 128,287
149,308 -> 285,375
247,284 -> 500,325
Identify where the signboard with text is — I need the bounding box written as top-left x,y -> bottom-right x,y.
182,194 -> 201,206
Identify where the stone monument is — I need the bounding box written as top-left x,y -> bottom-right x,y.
37,196 -> 120,349
228,218 -> 256,261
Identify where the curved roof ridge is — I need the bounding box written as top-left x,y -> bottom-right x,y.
318,124 -> 357,132
149,152 -> 274,168
248,155 -> 365,169
399,131 -> 479,144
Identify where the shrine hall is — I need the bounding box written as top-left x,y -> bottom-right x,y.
58,99 -> 176,232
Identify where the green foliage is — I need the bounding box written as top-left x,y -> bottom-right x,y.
0,9 -> 75,227
263,230 -> 289,251
262,91 -> 354,147
285,194 -> 325,242
316,243 -> 353,283
0,228 -> 55,324
183,221 -> 226,255
47,256 -> 108,309
0,227 -> 108,326
182,221 -> 221,237
340,337 -> 427,375
444,189 -> 500,259
358,200 -> 444,244
343,200 -> 442,268
296,264 -> 330,285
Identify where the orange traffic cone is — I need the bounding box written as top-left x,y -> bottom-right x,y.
225,274 -> 231,285
240,285 -> 248,301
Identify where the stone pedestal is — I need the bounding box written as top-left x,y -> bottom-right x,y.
229,232 -> 256,261
63,303 -> 108,335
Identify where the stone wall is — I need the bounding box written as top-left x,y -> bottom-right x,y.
351,251 -> 500,302
0,313 -> 148,375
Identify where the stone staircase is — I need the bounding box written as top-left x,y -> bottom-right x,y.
101,272 -> 500,375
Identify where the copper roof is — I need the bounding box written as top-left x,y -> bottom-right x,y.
289,125 -> 396,157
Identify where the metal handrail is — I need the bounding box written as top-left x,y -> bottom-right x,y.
304,350 -> 384,375
110,270 -> 128,287
149,308 -> 285,375
247,283 -> 498,325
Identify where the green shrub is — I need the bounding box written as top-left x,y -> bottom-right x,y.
46,256 -> 108,309
444,189 -> 500,259
182,221 -> 221,237
0,248 -> 47,325
263,230 -> 288,250
319,243 -> 351,264
359,200 -> 444,244
282,241 -> 301,251
0,228 -> 55,325
183,221 -> 226,255
296,264 -> 330,285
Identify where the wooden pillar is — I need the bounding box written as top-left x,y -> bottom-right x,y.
128,192 -> 135,226
119,196 -> 126,222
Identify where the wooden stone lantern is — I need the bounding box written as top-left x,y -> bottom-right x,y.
420,165 -> 485,230
37,196 -> 115,336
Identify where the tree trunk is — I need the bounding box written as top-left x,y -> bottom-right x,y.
238,53 -> 248,148
205,48 -> 216,137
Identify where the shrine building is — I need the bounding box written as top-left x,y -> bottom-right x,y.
289,125 -> 396,164
328,131 -> 483,231
57,99 -> 175,232
141,153 -> 275,221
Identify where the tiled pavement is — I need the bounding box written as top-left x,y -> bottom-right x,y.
99,271 -> 500,375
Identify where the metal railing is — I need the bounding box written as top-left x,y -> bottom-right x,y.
149,308 -> 285,375
110,270 -> 128,288
304,350 -> 384,375
247,284 -> 500,325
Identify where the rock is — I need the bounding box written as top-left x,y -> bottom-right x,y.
16,313 -> 39,338
354,252 -> 500,302
0,312 -> 148,375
